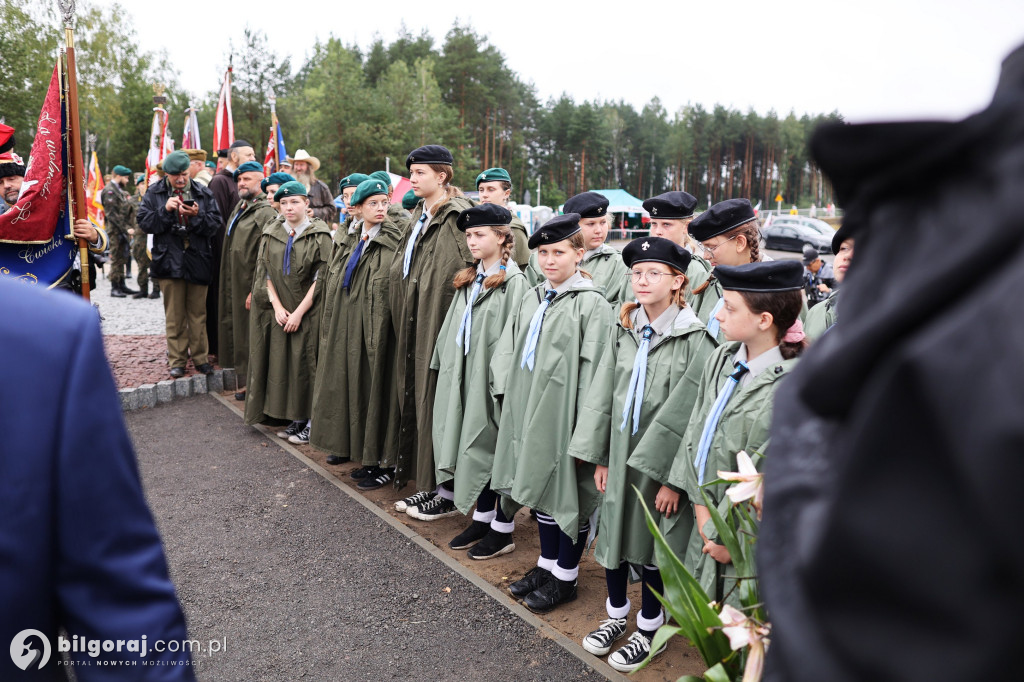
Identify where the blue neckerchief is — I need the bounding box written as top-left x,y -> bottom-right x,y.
283,228 -> 295,275
455,273 -> 485,355
342,234 -> 367,290
520,289 -> 557,371
226,204 -> 245,236
402,212 -> 428,278
620,325 -> 655,434
706,296 -> 725,338
694,361 -> 750,485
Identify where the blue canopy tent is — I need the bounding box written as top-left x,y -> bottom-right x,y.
559,188 -> 650,240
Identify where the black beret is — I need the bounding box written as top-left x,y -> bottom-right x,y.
643,191 -> 698,219
622,236 -> 692,273
217,149 -> 229,158
406,144 -> 454,169
528,213 -> 582,249
715,260 -> 804,292
689,199 -> 757,242
563,191 -> 609,219
229,139 -> 252,149
457,203 -> 512,232
832,222 -> 853,255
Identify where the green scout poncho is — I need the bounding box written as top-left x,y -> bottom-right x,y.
218,195 -> 279,382
668,341 -> 797,600
683,253 -> 712,306
310,221 -> 402,463
388,196 -> 475,489
387,202 -> 412,233
244,217 -> 333,425
490,278 -> 614,539
569,304 -> 717,569
804,289 -> 839,341
509,215 -> 531,270
431,263 -> 529,514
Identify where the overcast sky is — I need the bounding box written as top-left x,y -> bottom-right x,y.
95,0 -> 1023,123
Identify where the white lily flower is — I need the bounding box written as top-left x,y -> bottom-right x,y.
718,450 -> 764,519
717,603 -> 770,682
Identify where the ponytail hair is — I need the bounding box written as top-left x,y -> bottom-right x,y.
426,163 -> 464,211
737,289 -> 806,359
619,266 -> 690,329
567,231 -> 594,279
692,219 -> 763,295
451,224 -> 514,289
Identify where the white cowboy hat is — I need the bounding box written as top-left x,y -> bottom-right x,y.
287,149 -> 320,171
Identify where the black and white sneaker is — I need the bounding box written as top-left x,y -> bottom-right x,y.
582,618 -> 628,656
607,631 -> 665,673
395,490 -> 435,513
466,529 -> 515,560
449,520 -> 490,550
276,421 -> 303,439
351,465 -> 377,480
357,467 -> 394,490
406,495 -> 459,521
288,423 -> 311,444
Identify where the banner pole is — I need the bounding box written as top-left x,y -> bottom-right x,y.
60,3 -> 90,301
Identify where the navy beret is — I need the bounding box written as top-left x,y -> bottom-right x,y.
643,191 -> 697,219
832,222 -> 853,255
457,203 -> 512,231
233,161 -> 264,180
715,260 -> 804,292
406,144 -> 454,169
229,139 -> 252,149
563,191 -> 609,219
689,199 -> 757,242
528,213 -> 582,249
622,236 -> 692,273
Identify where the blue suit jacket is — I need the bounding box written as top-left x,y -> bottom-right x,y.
0,280 -> 195,680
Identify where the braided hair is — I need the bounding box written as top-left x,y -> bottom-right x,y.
692,219 -> 762,295
452,224 -> 515,289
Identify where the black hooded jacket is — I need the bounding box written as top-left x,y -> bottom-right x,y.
137,177 -> 222,284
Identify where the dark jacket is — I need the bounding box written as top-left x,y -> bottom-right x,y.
762,41 -> 1024,682
137,177 -> 222,284
208,169 -> 239,228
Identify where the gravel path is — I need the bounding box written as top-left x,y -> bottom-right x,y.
127,396 -> 607,682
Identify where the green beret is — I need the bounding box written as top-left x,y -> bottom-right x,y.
162,151 -> 190,175
274,180 -> 308,202
351,178 -> 389,206
402,189 -> 419,211
205,160 -> 216,169
338,173 -> 369,193
261,172 -> 294,193
112,165 -> 132,177
233,160 -> 264,180
476,167 -> 512,186
369,170 -> 392,187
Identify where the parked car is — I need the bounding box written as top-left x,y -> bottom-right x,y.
769,215 -> 836,238
761,222 -> 832,253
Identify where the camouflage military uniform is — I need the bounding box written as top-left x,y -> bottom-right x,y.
100,179 -> 133,290
129,194 -> 157,295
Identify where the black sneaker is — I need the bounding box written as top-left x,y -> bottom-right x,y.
523,576 -> 577,614
395,490 -> 434,513
509,566 -> 552,599
288,423 -> 311,445
467,529 -> 515,560
406,495 -> 459,521
326,455 -> 348,465
608,631 -> 665,672
351,465 -> 377,480
449,520 -> 490,550
357,467 -> 394,490
276,421 -> 303,439
582,618 -> 629,656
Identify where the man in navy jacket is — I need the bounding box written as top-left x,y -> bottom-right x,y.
0,279 -> 195,680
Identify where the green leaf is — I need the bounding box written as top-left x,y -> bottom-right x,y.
702,662 -> 733,682
630,624 -> 682,673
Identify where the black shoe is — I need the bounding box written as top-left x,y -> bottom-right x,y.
132,285 -> 149,299
234,391 -> 246,401
509,566 -> 552,598
196,363 -> 214,375
110,286 -> 126,298
467,529 -> 515,559
276,420 -> 304,439
149,289 -> 160,299
608,631 -> 666,673
449,520 -> 491,550
169,367 -> 185,378
119,283 -> 139,295
395,490 -> 435,513
406,495 -> 459,521
351,465 -> 377,480
523,576 -> 577,614
357,467 -> 394,490
325,455 -> 348,465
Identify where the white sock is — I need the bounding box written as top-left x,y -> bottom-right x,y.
551,563 -> 579,582
607,597 -> 631,620
637,609 -> 665,634
490,518 -> 515,534
473,508 -> 497,523
537,556 -> 556,572
435,485 -> 454,501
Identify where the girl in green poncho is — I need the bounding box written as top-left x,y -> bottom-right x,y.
568,237 -> 717,673
431,203 -> 529,560
673,260 -> 807,604
490,213 -> 614,615
244,181 -> 333,443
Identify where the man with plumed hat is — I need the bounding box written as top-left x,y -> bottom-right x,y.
207,139 -> 256,355
475,167 -> 530,269
101,164 -> 139,297
219,161 -> 279,400
643,190 -> 712,302
289,149 -> 337,226
137,150 -> 222,378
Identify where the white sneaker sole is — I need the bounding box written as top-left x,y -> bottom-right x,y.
395,495 -> 434,512
468,542 -> 516,560
582,632 -> 625,657
406,506 -> 461,521
608,645 -> 666,672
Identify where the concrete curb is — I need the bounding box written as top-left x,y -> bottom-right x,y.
119,368 -> 238,412
208,391 -> 625,682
